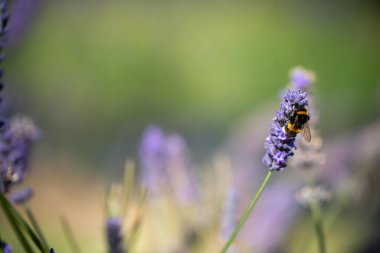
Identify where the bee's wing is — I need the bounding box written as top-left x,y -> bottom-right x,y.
301,122 -> 312,142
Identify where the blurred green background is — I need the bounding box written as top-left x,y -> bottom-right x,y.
1,1 -> 380,252
5,0 -> 380,171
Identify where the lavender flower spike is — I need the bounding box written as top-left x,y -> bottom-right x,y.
289,66 -> 315,90
0,116 -> 40,192
138,125 -> 167,195
0,0 -> 10,127
263,89 -> 309,171
220,188 -> 240,241
106,217 -> 125,253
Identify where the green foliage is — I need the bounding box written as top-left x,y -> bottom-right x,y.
0,194 -> 50,253
7,1 -> 380,160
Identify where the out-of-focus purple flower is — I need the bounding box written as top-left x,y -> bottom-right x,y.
291,133 -> 325,171
262,89 -> 309,171
0,0 -> 10,124
166,134 -> 198,203
220,188 -> 239,241
138,125 -> 168,195
8,0 -> 41,45
0,1 -> 10,63
288,67 -> 325,171
242,182 -> 298,253
289,66 -> 315,90
49,249 -> 55,253
0,116 -> 40,192
139,126 -> 199,201
295,185 -> 332,207
10,186 -> 33,204
106,217 -> 125,253
1,240 -> 12,253
318,120 -> 380,192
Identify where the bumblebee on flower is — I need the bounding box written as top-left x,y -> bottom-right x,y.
263,89 -> 310,171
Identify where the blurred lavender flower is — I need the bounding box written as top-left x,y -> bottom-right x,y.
296,186 -> 332,207
1,240 -> 12,253
166,134 -> 198,204
289,66 -> 315,90
0,116 -> 40,192
318,120 -> 380,195
139,126 -> 198,202
10,186 -> 33,204
243,182 -> 298,253
220,188 -> 239,241
288,67 -> 325,171
49,249 -> 55,253
8,0 -> 41,45
0,0 -> 10,124
106,217 -> 125,253
139,125 -> 168,195
0,0 -> 10,65
263,89 -> 309,171
292,135 -> 325,171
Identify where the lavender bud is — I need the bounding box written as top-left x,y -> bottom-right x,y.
289,66 -> 315,90
263,89 -> 309,171
6,116 -> 40,141
295,186 -> 332,207
10,187 -> 33,204
106,217 -> 125,253
49,249 -> 55,253
138,125 -> 168,194
1,240 -> 12,253
166,134 -> 198,203
0,116 -> 39,192
220,188 -> 240,241
292,133 -> 325,170
0,1 -> 9,102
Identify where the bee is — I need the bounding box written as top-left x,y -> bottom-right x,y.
284,108 -> 311,142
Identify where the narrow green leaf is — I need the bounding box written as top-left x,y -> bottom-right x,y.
122,159 -> 135,216
25,207 -> 50,250
0,193 -> 35,253
60,216 -> 83,253
12,207 -> 49,253
0,194 -> 49,253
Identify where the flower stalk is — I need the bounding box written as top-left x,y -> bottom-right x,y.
220,171 -> 273,253
310,198 -> 326,253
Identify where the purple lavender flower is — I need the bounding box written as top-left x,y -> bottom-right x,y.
8,0 -> 41,45
0,116 -> 40,192
10,186 -> 33,204
1,240 -> 12,253
242,182 -> 298,253
0,0 -> 10,127
0,1 -> 10,64
262,89 -> 309,171
138,125 -> 168,195
106,217 -> 125,253
166,134 -> 198,203
220,188 -> 240,241
289,66 -> 315,90
49,249 -> 55,253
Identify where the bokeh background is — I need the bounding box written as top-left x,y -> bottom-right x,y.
1,0 -> 380,252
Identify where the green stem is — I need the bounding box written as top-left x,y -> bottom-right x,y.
310,199 -> 326,253
220,171 -> 273,253
24,206 -> 50,250
60,216 -> 83,253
